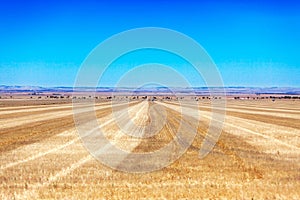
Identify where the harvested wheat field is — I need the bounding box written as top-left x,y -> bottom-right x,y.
0,98 -> 300,199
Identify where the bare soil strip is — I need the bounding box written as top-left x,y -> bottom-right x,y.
169,101 -> 300,129
160,102 -> 300,153
0,102 -> 138,153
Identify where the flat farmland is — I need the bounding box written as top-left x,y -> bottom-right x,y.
0,98 -> 300,199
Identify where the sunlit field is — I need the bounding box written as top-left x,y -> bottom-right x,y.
0,96 -> 299,199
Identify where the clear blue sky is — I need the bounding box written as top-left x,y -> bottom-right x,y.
0,0 -> 299,87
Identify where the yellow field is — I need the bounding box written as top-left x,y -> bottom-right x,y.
0,98 -> 299,199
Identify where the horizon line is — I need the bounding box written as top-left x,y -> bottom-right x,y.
1,85 -> 300,89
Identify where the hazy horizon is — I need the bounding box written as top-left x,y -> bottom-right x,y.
1,85 -> 300,89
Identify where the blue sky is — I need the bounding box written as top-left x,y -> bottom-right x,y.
0,0 -> 299,87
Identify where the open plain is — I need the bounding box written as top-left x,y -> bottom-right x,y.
0,96 -> 299,199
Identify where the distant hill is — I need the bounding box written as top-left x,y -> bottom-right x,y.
0,85 -> 300,95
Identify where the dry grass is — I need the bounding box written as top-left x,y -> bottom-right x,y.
0,98 -> 299,199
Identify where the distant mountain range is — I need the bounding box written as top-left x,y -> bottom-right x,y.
0,85 -> 300,95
